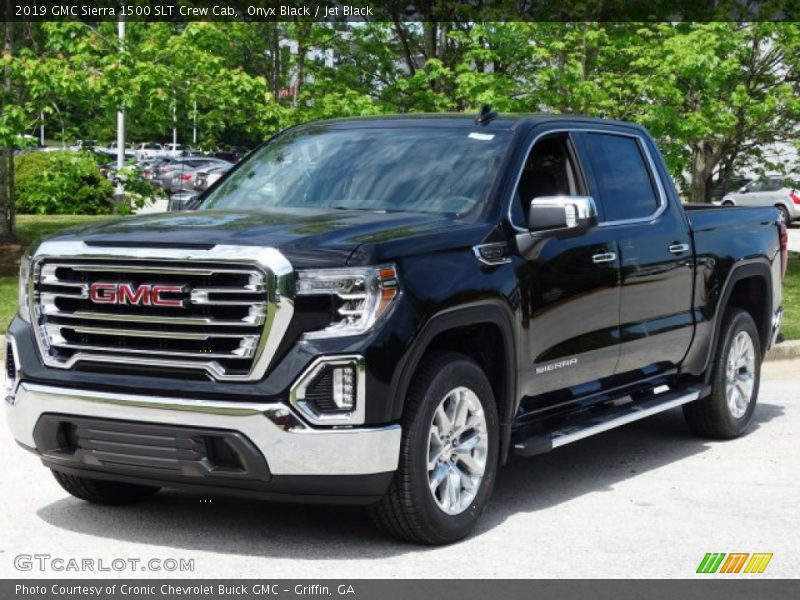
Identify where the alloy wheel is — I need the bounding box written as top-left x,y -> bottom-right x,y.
725,330 -> 756,418
427,387 -> 489,515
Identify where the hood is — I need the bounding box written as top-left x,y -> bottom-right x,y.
46,208 -> 490,269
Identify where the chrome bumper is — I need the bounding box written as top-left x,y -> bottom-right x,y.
5,382 -> 401,476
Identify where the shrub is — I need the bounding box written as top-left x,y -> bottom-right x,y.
14,151 -> 115,215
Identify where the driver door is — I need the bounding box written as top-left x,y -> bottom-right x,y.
513,130 -> 622,400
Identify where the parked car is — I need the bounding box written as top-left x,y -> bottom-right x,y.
6,114 -> 786,544
712,176 -> 751,203
722,175 -> 800,225
212,149 -> 246,163
73,139 -> 98,151
193,164 -> 230,192
135,142 -> 164,159
162,143 -> 186,158
138,157 -> 175,180
159,158 -> 231,193
167,191 -> 200,212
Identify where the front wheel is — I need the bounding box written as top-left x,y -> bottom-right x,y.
683,308 -> 761,438
368,352 -> 499,544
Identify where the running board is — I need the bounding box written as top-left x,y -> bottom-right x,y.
513,385 -> 709,457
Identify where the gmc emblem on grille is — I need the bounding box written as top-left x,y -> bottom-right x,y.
89,283 -> 185,307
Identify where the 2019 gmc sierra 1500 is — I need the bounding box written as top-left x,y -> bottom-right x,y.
5,112 -> 786,544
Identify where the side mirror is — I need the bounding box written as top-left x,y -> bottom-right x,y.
738,186 -> 748,194
528,196 -> 598,233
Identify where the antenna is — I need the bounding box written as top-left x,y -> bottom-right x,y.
475,104 -> 498,126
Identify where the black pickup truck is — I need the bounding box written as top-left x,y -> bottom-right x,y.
5,113 -> 787,544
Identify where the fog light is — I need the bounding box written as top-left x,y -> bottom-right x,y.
332,366 -> 356,410
290,355 -> 365,426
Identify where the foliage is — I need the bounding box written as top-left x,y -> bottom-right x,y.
14,151 -> 114,214
0,214 -> 115,334
2,21 -> 800,242
0,275 -> 16,333
114,165 -> 167,215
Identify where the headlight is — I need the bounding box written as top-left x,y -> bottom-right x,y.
296,266 -> 399,339
18,256 -> 31,323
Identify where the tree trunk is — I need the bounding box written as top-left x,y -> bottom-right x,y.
690,141 -> 717,204
0,12 -> 15,243
293,22 -> 310,108
423,23 -> 437,61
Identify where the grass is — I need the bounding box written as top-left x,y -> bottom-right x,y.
1,214 -> 115,333
15,214 -> 113,245
781,252 -> 800,341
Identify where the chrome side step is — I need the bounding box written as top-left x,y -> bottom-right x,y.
513,385 -> 709,457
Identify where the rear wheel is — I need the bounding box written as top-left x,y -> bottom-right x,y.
683,308 -> 761,438
52,470 -> 160,505
776,204 -> 790,225
368,352 -> 499,544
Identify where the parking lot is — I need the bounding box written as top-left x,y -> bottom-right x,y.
0,358 -> 797,579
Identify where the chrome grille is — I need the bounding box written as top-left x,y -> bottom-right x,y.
29,243 -> 294,381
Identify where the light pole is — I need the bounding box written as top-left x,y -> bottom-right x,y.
116,13 -> 125,202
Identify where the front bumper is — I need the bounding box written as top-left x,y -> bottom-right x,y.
6,382 -> 400,491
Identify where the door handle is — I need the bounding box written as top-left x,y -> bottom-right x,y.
668,243 -> 690,255
592,251 -> 617,264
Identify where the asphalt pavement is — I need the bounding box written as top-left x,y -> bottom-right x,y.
1,357 -> 798,579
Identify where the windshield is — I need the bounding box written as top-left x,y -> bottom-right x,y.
201,126 -> 510,215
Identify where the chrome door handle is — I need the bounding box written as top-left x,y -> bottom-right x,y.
668,243 -> 690,255
592,252 -> 617,264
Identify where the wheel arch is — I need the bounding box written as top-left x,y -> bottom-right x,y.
701,261 -> 773,383
387,299 -> 519,464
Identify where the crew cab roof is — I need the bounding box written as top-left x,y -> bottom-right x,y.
306,113 -> 648,134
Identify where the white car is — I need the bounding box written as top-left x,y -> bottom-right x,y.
722,176 -> 800,225
162,143 -> 185,158
135,142 -> 164,159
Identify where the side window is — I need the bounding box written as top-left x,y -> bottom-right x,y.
583,133 -> 659,222
746,180 -> 764,193
764,178 -> 783,192
515,134 -> 580,217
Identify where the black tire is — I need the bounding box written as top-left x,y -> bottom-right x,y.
722,200 -> 735,207
776,204 -> 790,225
683,308 -> 761,438
52,470 -> 160,505
368,352 -> 499,545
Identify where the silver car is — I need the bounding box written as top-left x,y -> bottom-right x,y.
154,158 -> 228,192
193,165 -> 230,192
722,176 -> 800,225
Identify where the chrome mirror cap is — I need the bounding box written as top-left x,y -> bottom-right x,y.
527,195 -> 598,232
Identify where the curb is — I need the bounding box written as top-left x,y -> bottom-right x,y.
766,339 -> 800,362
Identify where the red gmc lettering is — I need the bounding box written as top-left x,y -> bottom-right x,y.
88,283 -> 184,307
89,283 -> 118,303
151,285 -> 183,307
118,283 -> 150,305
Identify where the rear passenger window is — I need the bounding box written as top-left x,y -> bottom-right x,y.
583,134 -> 659,222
